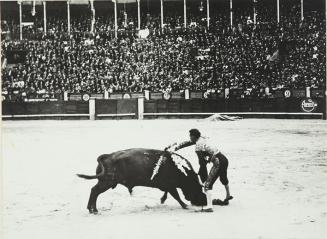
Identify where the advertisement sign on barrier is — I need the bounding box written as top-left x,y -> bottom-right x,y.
25,98 -> 58,102
68,94 -> 82,101
292,89 -> 306,98
190,92 -> 203,99
203,91 -> 210,99
90,93 -> 104,99
4,93 -> 62,102
163,92 -> 172,100
67,93 -> 97,101
284,89 -> 292,98
110,94 -> 123,99
123,93 -> 131,99
273,90 -> 284,98
131,93 -> 144,98
150,92 -> 163,100
301,98 -> 318,113
171,92 -> 183,99
82,94 -> 90,101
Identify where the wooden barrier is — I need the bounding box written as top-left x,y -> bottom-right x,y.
2,97 -> 324,120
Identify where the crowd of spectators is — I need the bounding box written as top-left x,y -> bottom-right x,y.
1,0 -> 325,100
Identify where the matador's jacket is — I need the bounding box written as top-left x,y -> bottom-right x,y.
166,136 -> 222,185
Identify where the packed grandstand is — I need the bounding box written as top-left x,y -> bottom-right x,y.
1,0 -> 325,101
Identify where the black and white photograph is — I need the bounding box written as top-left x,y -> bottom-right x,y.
1,0 -> 326,238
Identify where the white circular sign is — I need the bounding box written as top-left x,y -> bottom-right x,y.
82,94 -> 90,101
163,92 -> 171,100
301,98 -> 317,113
284,90 -> 291,98
123,93 -> 131,99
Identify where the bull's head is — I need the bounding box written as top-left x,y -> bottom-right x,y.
166,152 -> 207,206
180,171 -> 207,206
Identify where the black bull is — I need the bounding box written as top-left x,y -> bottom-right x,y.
77,148 -> 207,213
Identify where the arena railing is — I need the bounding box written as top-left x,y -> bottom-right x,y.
1,88 -> 326,120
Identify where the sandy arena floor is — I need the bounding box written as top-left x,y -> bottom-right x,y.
2,119 -> 327,239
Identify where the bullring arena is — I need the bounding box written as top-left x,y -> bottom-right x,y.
2,119 -> 327,238
1,0 -> 327,238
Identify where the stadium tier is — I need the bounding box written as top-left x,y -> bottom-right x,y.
1,0 -> 325,102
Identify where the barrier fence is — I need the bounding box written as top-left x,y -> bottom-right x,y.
2,96 -> 325,120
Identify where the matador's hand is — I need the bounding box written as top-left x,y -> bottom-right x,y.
204,181 -> 210,192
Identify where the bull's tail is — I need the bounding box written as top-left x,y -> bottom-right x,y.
76,174 -> 98,180
76,158 -> 105,180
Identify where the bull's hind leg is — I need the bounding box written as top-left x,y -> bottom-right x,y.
168,188 -> 187,209
87,181 -> 116,214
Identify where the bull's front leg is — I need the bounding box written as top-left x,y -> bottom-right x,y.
168,188 -> 188,209
161,191 -> 168,204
